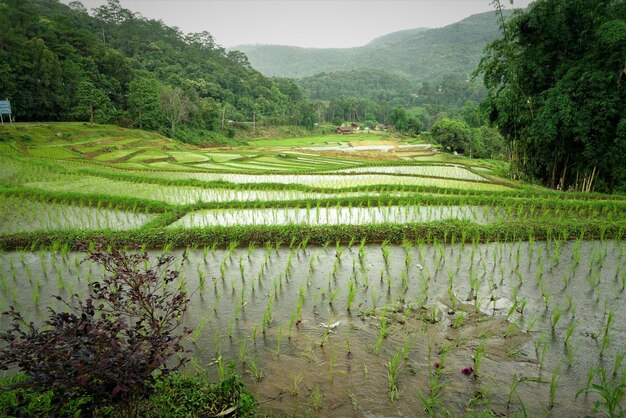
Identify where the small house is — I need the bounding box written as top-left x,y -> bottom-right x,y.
336,126 -> 354,135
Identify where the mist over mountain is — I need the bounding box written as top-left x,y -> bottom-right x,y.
233,11 -> 510,84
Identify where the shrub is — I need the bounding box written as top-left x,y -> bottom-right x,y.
0,239 -> 192,416
139,366 -> 256,417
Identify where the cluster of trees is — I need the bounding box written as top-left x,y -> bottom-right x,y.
430,117 -> 507,160
0,0 -> 316,143
308,72 -> 488,130
478,0 -> 626,192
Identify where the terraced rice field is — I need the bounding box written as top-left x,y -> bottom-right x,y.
1,123 -> 625,417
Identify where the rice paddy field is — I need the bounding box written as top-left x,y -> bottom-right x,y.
1,123 -> 626,417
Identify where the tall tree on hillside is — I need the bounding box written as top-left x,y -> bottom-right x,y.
128,77 -> 163,130
160,86 -> 196,132
74,80 -> 112,125
477,0 -> 626,192
431,118 -> 471,153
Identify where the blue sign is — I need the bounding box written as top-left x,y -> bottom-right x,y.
0,100 -> 11,115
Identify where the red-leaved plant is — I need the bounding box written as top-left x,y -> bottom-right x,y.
0,239 -> 192,415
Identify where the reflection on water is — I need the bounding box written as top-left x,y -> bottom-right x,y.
171,205 -> 502,227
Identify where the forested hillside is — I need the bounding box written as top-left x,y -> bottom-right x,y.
0,0 -> 315,143
478,0 -> 626,193
234,11 -> 509,82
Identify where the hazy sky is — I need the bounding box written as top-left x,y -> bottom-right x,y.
64,0 -> 533,49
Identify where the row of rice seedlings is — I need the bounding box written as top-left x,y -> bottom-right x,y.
127,170 -> 510,190
171,203 -> 501,228
0,196 -> 154,234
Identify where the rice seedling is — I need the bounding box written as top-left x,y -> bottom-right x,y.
236,338 -> 247,365
537,338 -> 550,369
550,304 -> 564,333
473,340 -> 486,379
346,279 -> 356,312
452,311 -> 466,329
388,352 -> 402,401
228,320 -> 234,338
577,363 -> 625,418
191,317 -> 207,344
566,343 -> 578,368
401,270 -> 408,290
239,256 -> 245,280
248,358 -> 264,382
291,372 -> 303,396
401,336 -> 411,360
310,385 -> 322,410
31,287 -> 40,306
549,368 -> 560,409
600,311 -> 615,357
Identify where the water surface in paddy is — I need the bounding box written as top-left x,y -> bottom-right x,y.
132,171 -> 511,191
0,197 -> 155,234
170,205 -> 503,227
25,175 -> 411,205
328,164 -> 488,182
1,240 -> 624,417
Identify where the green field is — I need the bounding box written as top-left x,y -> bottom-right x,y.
1,123 -> 625,417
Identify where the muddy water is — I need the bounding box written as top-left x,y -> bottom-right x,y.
170,205 -> 503,227
1,240 -> 624,416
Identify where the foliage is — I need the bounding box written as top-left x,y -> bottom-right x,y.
160,86 -> 196,131
0,371 -> 257,418
431,118 -> 472,153
477,0 -> 626,192
128,76 -> 165,130
0,0 -> 315,131
0,239 -> 192,414
74,81 -> 113,125
390,106 -> 422,136
140,368 -> 256,417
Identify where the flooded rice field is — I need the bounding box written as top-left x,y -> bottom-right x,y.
25,176 -> 414,205
170,205 -> 502,227
0,196 -> 156,233
132,171 -> 511,191
328,165 -> 488,182
1,240 -> 624,416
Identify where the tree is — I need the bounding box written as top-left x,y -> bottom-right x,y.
92,0 -> 134,24
74,80 -> 112,124
390,106 -> 422,136
159,86 -> 196,131
128,76 -> 163,130
185,31 -> 215,49
430,118 -> 472,153
477,0 -> 626,192
67,1 -> 87,14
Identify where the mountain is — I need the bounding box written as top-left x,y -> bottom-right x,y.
233,10 -> 512,83
365,28 -> 431,47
